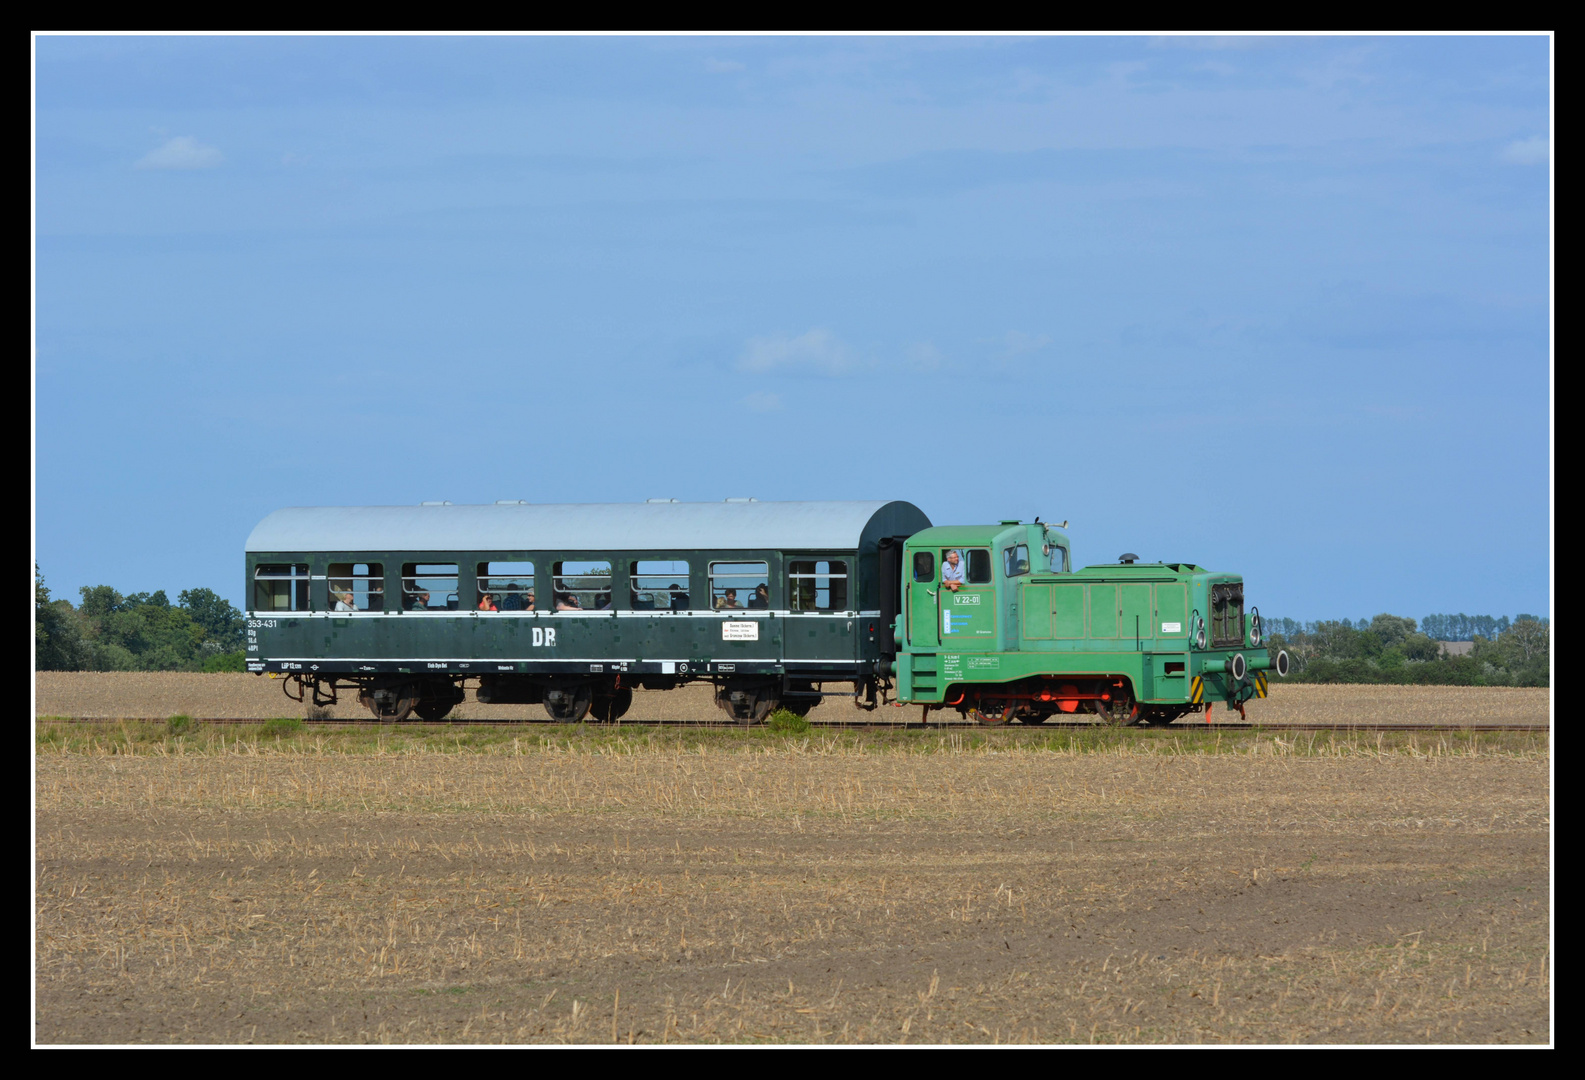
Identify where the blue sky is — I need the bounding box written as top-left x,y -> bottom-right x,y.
34,35 -> 1551,621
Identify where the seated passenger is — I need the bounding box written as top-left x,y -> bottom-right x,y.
478,593 -> 497,612
555,592 -> 581,611
596,592 -> 613,611
748,583 -> 770,609
500,584 -> 524,611
668,584 -> 689,611
525,589 -> 536,611
333,590 -> 355,612
716,588 -> 742,610
941,549 -> 965,592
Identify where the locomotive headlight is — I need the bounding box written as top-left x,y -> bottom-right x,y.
1230,653 -> 1247,681
1274,650 -> 1290,677
1249,606 -> 1262,647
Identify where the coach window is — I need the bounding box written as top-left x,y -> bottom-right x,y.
1003,545 -> 1030,578
254,564 -> 310,612
553,561 -> 611,611
709,561 -> 766,611
966,549 -> 992,585
402,563 -> 459,611
478,562 -> 534,611
327,563 -> 384,611
631,560 -> 690,610
788,560 -> 849,612
912,551 -> 935,582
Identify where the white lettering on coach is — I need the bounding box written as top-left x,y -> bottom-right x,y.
531,627 -> 557,647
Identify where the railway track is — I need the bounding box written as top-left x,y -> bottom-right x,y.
39,717 -> 1550,734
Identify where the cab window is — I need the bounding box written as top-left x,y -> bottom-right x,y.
1002,545 -> 1029,577
912,552 -> 935,582
966,549 -> 992,584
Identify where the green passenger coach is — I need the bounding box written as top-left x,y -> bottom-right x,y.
893,520 -> 1287,725
245,500 -> 930,722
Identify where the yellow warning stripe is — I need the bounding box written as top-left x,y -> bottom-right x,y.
1255,672 -> 1269,699
1190,676 -> 1204,704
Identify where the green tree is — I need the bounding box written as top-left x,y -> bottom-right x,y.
179,587 -> 245,653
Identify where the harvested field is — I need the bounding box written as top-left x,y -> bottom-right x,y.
35,724 -> 1550,1044
33,673 -> 1552,728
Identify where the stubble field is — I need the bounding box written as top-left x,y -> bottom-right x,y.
35,708 -> 1550,1045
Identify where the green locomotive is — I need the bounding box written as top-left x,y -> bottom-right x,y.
245,501 -> 1284,724
893,520 -> 1286,725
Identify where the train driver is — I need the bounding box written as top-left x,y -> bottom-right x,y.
941,549 -> 965,592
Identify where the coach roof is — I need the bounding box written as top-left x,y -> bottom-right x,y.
246,500 -> 931,555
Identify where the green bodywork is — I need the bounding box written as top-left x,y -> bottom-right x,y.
895,523 -> 1272,711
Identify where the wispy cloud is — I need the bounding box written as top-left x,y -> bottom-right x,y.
1500,136 -> 1549,165
740,391 -> 782,413
135,136 -> 223,170
740,329 -> 858,376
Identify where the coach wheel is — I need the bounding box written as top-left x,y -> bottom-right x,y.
969,700 -> 1015,725
590,687 -> 633,723
1091,687 -> 1138,726
544,682 -> 593,723
413,699 -> 455,721
716,682 -> 778,725
362,683 -> 419,723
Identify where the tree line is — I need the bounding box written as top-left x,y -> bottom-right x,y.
34,568 -> 246,672
1262,613 -> 1549,686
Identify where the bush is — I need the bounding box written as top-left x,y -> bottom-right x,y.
201,651 -> 247,673
765,709 -> 811,734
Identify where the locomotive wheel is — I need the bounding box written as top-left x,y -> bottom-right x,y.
1091,689 -> 1138,726
969,701 -> 1015,725
589,687 -> 634,723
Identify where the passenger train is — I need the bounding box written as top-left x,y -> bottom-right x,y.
244,499 -> 1285,724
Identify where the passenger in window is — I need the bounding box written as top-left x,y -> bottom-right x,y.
555,592 -> 581,611
500,584 -> 524,611
748,583 -> 770,609
596,592 -> 613,611
668,584 -> 689,611
407,589 -> 431,611
333,590 -> 355,612
716,588 -> 742,610
526,589 -> 536,611
941,550 -> 965,592
478,593 -> 498,612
